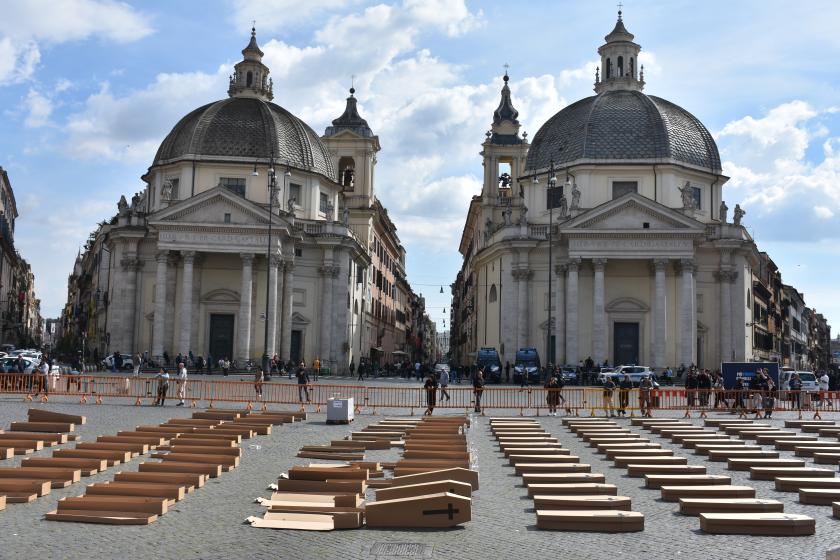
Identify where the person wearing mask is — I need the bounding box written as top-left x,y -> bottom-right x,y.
254,367 -> 264,400
176,362 -> 188,406
819,371 -> 830,408
617,374 -> 633,416
602,376 -> 617,417
423,374 -> 438,416
639,375 -> 653,416
439,367 -> 451,401
789,373 -> 803,411
473,368 -> 485,413
154,368 -> 170,406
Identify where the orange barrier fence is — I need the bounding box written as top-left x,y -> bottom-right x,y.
0,374 -> 837,417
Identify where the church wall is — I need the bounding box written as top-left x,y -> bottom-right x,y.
499,250 -> 516,364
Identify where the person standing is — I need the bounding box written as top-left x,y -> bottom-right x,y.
133,352 -> 142,376
154,368 -> 170,406
473,368 -> 485,413
819,371 -> 830,408
221,357 -> 229,377
545,375 -> 560,416
505,361 -> 511,383
639,375 -> 653,416
297,362 -> 310,403
313,357 -> 321,382
176,362 -> 188,406
617,374 -> 632,416
789,372 -> 803,411
350,359 -> 357,381
439,367 -> 450,402
602,376 -> 617,417
254,367 -> 264,400
423,374 -> 438,416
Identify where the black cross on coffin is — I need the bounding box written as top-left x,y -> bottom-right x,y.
423,502 -> 459,520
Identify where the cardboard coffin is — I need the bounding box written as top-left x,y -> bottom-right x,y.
510,455 -> 580,465
287,467 -> 369,481
165,445 -> 241,457
798,488 -> 840,505
527,483 -> 617,496
678,498 -> 784,516
813,453 -> 840,465
298,451 -> 365,461
21,457 -> 105,476
774,438 -> 821,451
660,485 -> 756,502
0,440 -> 40,454
536,510 -> 644,532
693,443 -> 753,455
0,466 -> 80,485
365,492 -> 471,528
258,492 -> 362,508
28,408 -> 86,425
606,449 -> 673,460
59,495 -> 168,515
75,442 -> 148,456
262,510 -> 363,530
703,419 -> 754,427
386,468 -> 479,491
10,421 -> 74,433
614,456 -> 687,468
739,431 -> 797,441
595,443 -> 660,453
54,449 -> 130,466
727,458 -> 805,471
376,480 -> 472,501
114,471 -> 205,489
749,467 -> 835,481
514,463 -> 591,475
794,446 -> 840,457
775,477 -> 840,492
273,479 -> 366,494
45,509 -> 158,525
784,420 -> 835,428
680,439 -> 740,450
706,449 -> 771,461
139,461 -> 222,478
532,494 -> 631,510
191,411 -> 241,421
644,474 -> 731,489
158,452 -> 240,469
0,479 -> 51,496
0,432 -> 67,445
85,481 -> 185,501
98,435 -> 166,447
502,448 -> 570,458
699,513 -> 815,536
523,473 -> 606,486
626,464 -> 707,477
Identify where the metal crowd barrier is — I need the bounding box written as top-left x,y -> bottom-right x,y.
0,373 -> 836,417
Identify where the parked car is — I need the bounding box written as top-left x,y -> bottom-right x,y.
513,347 -> 541,385
780,371 -> 818,393
0,356 -> 37,374
476,347 -> 502,383
559,365 -> 578,385
598,365 -> 654,386
101,355 -> 134,371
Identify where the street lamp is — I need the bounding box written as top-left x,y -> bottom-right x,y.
262,153 -> 277,377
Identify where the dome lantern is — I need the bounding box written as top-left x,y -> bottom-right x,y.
595,8 -> 645,94
228,27 -> 274,101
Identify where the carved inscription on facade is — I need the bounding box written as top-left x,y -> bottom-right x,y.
159,231 -> 269,247
569,237 -> 693,254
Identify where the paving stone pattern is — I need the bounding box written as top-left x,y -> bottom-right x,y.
0,394 -> 838,559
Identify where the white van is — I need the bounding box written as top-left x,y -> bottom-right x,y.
780,370 -> 818,393
598,365 -> 654,386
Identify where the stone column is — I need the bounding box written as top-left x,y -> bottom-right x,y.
592,258 -> 607,364
565,258 -> 580,366
265,255 -> 280,358
679,258 -> 696,367
151,250 -> 169,360
237,253 -> 254,362
120,255 -> 141,354
164,254 -> 177,361
554,262 -> 566,365
652,259 -> 668,370
319,262 -> 337,366
274,259 -> 285,355
514,268 -> 532,350
716,269 -> 735,363
178,251 -> 195,355
279,261 -> 294,361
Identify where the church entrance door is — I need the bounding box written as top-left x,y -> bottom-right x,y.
209,314 -> 235,362
613,322 -> 639,366
290,330 -> 303,364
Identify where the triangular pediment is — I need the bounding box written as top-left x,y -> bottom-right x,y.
149,186 -> 273,226
562,193 -> 705,231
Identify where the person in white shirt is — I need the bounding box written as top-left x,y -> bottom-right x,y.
177,362 -> 188,406
819,373 -> 830,407
439,369 -> 450,401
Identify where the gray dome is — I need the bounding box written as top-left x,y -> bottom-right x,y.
153,97 -> 336,181
525,90 -> 721,173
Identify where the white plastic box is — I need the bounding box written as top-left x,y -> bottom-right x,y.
327,396 -> 354,423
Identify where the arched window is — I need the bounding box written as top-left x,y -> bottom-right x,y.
606,59 -> 612,79
338,156 -> 356,189
246,71 -> 253,87
629,57 -> 635,78
617,56 -> 624,77
489,284 -> 498,303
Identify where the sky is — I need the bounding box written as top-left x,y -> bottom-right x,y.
1,0 -> 840,335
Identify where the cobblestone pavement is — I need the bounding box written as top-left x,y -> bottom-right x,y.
0,395 -> 838,560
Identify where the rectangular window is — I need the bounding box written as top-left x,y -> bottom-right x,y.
612,181 -> 637,199
691,186 -> 702,209
546,186 -> 564,210
319,192 -> 329,214
220,177 -> 246,197
294,247 -> 302,257
223,213 -> 231,223
289,183 -> 301,207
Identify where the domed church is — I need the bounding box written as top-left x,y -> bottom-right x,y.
97,29 -> 403,370
454,11 -> 757,372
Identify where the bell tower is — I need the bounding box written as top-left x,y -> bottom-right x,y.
322,86 -> 380,208
481,71 -> 529,201
594,9 -> 645,94
228,27 -> 274,101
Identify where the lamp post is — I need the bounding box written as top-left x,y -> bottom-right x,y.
260,154 -> 277,377
533,160 -> 558,370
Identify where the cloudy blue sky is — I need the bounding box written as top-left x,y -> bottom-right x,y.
1,0 -> 839,335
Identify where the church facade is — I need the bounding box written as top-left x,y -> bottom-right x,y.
452,13 -> 764,372
65,29 -> 416,372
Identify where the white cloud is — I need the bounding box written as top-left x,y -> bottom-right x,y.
814,205 -> 835,219
0,0 -> 152,84
404,0 -> 484,37
231,0 -> 351,30
23,89 -> 52,128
